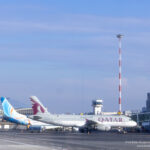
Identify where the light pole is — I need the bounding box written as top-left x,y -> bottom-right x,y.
117,34 -> 123,115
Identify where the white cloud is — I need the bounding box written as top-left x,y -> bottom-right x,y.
0,15 -> 150,33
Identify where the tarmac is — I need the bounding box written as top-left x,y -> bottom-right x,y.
0,131 -> 150,150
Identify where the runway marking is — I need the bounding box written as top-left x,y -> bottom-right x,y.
0,137 -> 62,150
0,137 -> 27,145
0,135 -> 68,150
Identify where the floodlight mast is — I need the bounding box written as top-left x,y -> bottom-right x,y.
116,34 -> 123,115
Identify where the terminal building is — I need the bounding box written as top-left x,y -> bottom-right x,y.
16,108 -> 33,116
131,93 -> 150,130
146,93 -> 150,112
0,108 -> 33,116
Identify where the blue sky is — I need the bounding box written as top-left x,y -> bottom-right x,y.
0,0 -> 150,113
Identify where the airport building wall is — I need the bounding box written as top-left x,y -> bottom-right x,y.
16,108 -> 33,116
131,112 -> 150,125
0,108 -> 33,116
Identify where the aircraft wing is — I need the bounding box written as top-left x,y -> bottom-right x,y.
85,119 -> 97,127
85,119 -> 111,131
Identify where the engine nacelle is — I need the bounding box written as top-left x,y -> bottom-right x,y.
96,125 -> 111,131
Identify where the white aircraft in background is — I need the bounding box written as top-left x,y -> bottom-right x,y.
0,97 -> 60,131
29,96 -> 137,132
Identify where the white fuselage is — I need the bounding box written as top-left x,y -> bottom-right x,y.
31,113 -> 137,128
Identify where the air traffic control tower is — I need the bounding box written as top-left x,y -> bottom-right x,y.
92,99 -> 103,115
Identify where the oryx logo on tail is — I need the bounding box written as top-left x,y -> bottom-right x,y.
30,96 -> 46,115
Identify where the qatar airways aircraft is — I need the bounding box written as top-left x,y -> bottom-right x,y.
29,96 -> 137,132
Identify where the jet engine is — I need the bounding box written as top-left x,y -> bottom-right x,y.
96,125 -> 111,131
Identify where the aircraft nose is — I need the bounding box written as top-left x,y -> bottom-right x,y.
132,121 -> 137,127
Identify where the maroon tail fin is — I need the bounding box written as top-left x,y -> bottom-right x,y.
30,96 -> 46,115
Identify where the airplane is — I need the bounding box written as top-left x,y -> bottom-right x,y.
0,97 -> 60,131
29,96 -> 137,132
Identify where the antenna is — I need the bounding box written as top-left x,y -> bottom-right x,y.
116,34 -> 123,115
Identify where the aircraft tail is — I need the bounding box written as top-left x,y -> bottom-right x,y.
1,97 -> 17,118
30,96 -> 48,115
1,97 -> 32,126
